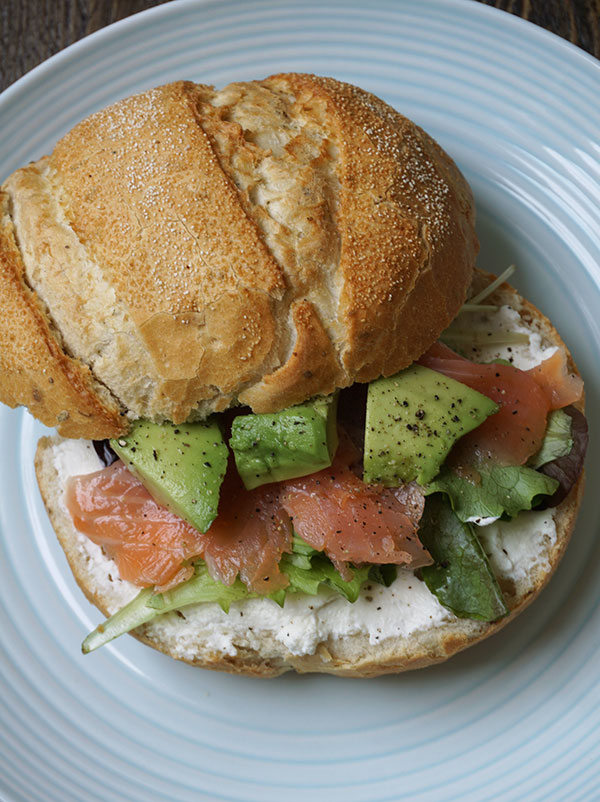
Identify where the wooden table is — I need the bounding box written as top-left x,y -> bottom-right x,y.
0,0 -> 598,91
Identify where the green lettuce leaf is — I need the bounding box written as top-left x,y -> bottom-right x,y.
81,588 -> 157,654
147,567 -> 250,614
418,495 -> 509,621
82,535 -> 381,653
291,532 -> 318,557
275,554 -> 371,604
425,463 -> 558,522
529,408 -> 573,469
81,566 -> 252,654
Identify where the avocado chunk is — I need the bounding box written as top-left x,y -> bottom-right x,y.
110,418 -> 228,533
363,365 -> 498,486
230,395 -> 338,490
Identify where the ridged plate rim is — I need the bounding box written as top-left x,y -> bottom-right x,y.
1,2 -> 600,801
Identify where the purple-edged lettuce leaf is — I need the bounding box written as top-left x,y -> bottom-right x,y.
535,405 -> 588,509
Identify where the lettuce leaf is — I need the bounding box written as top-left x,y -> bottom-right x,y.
81,567 -> 251,654
529,409 -> 573,469
418,495 -> 509,621
425,463 -> 558,522
536,405 -> 588,509
148,567 -> 250,614
82,536 -> 379,653
273,555 -> 371,605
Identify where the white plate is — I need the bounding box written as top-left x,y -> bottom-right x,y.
1,2 -> 600,800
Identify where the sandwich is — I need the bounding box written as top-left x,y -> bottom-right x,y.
0,74 -> 587,677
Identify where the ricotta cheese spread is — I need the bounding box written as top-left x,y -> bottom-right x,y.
446,303 -> 557,369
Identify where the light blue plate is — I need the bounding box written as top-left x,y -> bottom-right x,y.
1,2 -> 599,800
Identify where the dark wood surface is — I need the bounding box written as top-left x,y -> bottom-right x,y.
1,0 -> 599,92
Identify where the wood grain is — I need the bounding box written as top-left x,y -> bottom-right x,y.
1,0 -> 598,91
480,0 -> 600,55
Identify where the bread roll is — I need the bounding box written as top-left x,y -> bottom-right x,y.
34,275 -> 585,676
1,75 -> 477,438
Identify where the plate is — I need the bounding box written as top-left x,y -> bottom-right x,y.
1,2 -> 600,800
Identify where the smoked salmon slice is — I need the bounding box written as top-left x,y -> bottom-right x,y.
66,461 -> 204,591
527,348 -> 583,409
66,460 -> 292,594
66,433 -> 430,593
197,464 -> 293,593
418,341 -> 583,466
280,444 -> 430,577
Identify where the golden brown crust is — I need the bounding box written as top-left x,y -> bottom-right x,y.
0,192 -> 127,438
2,75 -> 477,435
51,81 -> 286,423
265,74 -> 476,380
239,299 -> 344,411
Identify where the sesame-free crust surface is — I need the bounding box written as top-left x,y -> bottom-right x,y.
2,75 -> 477,436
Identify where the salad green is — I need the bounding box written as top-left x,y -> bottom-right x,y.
82,535 -> 386,653
418,494 -> 509,622
529,408 -> 573,469
426,464 -> 559,522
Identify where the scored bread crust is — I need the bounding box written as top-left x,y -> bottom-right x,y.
1,75 -> 477,437
0,193 -> 127,439
33,275 -> 585,677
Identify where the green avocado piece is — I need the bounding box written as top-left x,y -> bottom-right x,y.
230,395 -> 338,490
110,418 -> 228,533
363,365 -> 498,486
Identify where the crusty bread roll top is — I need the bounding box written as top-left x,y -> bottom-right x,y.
0,74 -> 477,438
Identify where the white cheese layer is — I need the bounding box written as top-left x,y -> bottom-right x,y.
465,514 -> 501,526
479,511 -> 557,585
445,304 -> 556,369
